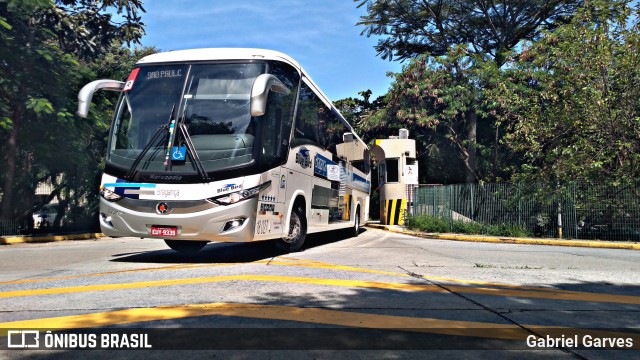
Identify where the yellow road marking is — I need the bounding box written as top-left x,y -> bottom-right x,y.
2,274 -> 640,305
267,259 -> 573,293
1,253 -> 637,305
0,254 -> 594,299
265,259 -> 411,278
0,275 -> 446,299
0,303 -> 552,340
1,302 -> 638,347
0,303 -> 529,339
0,257 -> 308,286
0,259 -> 588,297
2,254 -> 638,305
0,263 -> 232,286
443,285 -> 640,304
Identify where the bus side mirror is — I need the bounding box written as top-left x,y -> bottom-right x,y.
77,79 -> 125,118
250,74 -> 290,117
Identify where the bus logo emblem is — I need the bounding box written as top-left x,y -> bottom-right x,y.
218,184 -> 241,193
295,147 -> 311,169
156,202 -> 170,214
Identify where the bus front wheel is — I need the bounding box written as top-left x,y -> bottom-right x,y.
275,205 -> 306,253
164,239 -> 208,253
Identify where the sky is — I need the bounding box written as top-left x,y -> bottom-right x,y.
137,0 -> 403,101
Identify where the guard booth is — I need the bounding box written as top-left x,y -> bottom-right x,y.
370,129 -> 418,225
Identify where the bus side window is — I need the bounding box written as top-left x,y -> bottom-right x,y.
259,60 -> 299,170
261,93 -> 284,167
293,82 -> 322,147
351,148 -> 370,175
326,109 -> 350,162
113,95 -> 134,150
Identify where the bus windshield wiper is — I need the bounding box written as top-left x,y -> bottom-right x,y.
168,107 -> 209,181
124,104 -> 209,182
124,105 -> 176,181
124,124 -> 168,181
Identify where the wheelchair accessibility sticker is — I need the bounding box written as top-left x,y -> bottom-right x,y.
171,146 -> 186,161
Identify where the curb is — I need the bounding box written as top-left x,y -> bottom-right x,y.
365,224 -> 640,251
0,233 -> 104,245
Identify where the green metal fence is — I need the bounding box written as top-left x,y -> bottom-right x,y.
0,218 -> 28,236
412,182 -> 640,241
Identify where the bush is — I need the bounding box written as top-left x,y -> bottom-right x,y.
404,214 -> 451,233
404,215 -> 531,237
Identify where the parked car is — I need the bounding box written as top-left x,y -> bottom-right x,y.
32,204 -> 64,229
577,223 -> 640,241
611,226 -> 640,241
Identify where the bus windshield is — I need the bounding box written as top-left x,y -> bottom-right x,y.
108,62 -> 267,178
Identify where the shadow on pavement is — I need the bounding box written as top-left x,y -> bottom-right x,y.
109,228 -> 365,264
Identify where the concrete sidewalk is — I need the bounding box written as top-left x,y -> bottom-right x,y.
365,223 -> 640,251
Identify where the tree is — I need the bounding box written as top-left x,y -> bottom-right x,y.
356,0 -> 582,64
487,0 -> 640,184
363,49 -> 489,184
0,0 -> 145,219
355,0 -> 583,183
334,90 -> 386,141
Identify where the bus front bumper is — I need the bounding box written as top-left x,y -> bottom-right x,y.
98,197 -> 258,242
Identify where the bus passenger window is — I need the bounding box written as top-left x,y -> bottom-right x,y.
293,81 -> 324,147
254,61 -> 298,171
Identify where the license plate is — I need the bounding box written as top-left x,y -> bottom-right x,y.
150,226 -> 178,237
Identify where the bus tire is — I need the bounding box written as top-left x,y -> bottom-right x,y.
275,204 -> 306,252
164,239 -> 207,253
352,207 -> 361,237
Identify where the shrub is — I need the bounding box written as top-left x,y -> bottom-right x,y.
404,215 -> 531,237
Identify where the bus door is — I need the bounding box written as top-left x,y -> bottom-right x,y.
254,167 -> 286,240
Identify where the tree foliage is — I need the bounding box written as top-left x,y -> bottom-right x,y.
356,0 -> 582,65
355,0 -> 585,184
487,0 -> 640,184
357,48 -> 513,184
0,0 -> 145,221
334,89 -> 386,139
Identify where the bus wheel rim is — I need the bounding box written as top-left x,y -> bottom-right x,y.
286,212 -> 301,243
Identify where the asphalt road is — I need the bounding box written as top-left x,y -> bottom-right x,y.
0,227 -> 639,359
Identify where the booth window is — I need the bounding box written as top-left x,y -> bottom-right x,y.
386,158 -> 399,183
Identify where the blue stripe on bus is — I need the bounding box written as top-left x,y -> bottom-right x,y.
352,173 -> 368,183
350,173 -> 371,192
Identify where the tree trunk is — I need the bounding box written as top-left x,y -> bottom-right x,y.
465,110 -> 477,183
1,104 -> 22,219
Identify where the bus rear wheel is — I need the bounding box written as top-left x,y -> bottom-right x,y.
164,239 -> 208,253
275,205 -> 306,253
352,207 -> 361,237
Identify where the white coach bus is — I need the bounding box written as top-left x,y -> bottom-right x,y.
77,48 -> 370,253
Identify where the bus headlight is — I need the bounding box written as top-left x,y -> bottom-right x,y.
100,187 -> 123,202
209,181 -> 271,206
